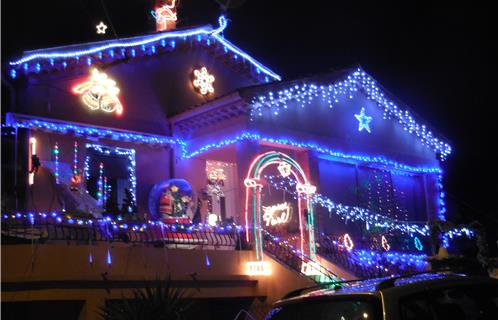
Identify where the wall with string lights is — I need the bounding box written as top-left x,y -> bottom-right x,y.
246,84 -> 442,168
7,16 -> 278,138
12,49 -> 261,136
21,131 -> 171,215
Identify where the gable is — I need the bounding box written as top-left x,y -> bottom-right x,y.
242,68 -> 451,165
5,16 -> 281,135
7,17 -> 280,83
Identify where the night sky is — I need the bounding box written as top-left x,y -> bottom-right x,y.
2,1 -> 495,249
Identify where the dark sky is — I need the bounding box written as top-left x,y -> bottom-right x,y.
2,1 -> 496,245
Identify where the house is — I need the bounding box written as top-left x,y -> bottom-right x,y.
2,13 -> 463,320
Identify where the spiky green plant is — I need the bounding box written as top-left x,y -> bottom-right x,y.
99,278 -> 194,320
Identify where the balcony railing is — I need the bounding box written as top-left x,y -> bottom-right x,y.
1,214 -> 241,248
262,230 -> 341,284
316,233 -> 428,278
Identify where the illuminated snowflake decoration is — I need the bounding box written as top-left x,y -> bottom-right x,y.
72,69 -> 123,115
192,67 -> 215,95
96,22 -> 107,34
355,107 -> 373,133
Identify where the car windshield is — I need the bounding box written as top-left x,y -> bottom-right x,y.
266,297 -> 382,320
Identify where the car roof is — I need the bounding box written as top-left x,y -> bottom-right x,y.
274,272 -> 497,307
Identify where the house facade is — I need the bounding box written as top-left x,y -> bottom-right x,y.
2,13 -> 465,320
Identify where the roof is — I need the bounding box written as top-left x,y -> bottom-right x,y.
238,66 -> 452,160
171,66 -> 452,160
6,16 -> 281,84
276,272 -> 470,304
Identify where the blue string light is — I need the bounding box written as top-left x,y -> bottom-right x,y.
9,16 -> 280,82
107,248 -> 112,265
1,211 -> 244,235
85,143 -> 137,204
5,114 -> 184,147
250,68 -> 451,160
349,249 -> 428,271
441,227 -> 474,248
436,174 -> 447,221
182,131 -> 443,174
266,174 -> 430,236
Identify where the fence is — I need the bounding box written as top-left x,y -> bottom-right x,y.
262,231 -> 341,284
316,233 -> 427,278
1,218 -> 241,248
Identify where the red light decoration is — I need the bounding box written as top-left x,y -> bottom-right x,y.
153,0 -> 177,32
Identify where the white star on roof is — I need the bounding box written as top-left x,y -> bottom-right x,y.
96,22 -> 108,35
355,107 -> 373,133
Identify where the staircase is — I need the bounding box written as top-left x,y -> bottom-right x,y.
261,230 -> 342,284
316,233 -> 428,278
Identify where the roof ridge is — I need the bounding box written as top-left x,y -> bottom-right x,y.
7,16 -> 281,83
21,23 -> 213,56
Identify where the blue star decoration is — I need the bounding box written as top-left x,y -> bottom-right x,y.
355,107 -> 373,133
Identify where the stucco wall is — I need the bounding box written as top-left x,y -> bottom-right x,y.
2,244 -> 314,319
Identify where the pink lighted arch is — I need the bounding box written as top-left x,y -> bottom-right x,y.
244,151 -> 317,261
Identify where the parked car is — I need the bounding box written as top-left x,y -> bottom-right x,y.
265,272 -> 498,320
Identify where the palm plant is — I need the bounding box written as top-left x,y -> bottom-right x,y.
99,278 -> 194,320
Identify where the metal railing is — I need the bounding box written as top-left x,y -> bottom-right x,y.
1,218 -> 241,248
316,233 -> 426,278
262,231 -> 341,284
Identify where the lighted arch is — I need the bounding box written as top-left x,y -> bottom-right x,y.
244,151 -> 316,261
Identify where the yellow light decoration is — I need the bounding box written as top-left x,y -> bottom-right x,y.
28,137 -> 37,185
296,182 -> 316,195
381,235 -> 391,251
192,67 -> 215,95
246,261 -> 271,276
243,178 -> 262,188
96,22 -> 107,34
343,233 -> 354,251
300,261 -> 322,276
262,202 -> 291,226
72,69 -> 123,116
207,213 -> 218,226
277,161 -> 292,177
208,168 -> 226,181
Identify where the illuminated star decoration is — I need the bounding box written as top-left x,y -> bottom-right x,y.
151,0 -> 177,32
354,107 -> 373,133
96,22 -> 108,34
72,69 -> 123,116
193,67 -> 215,95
